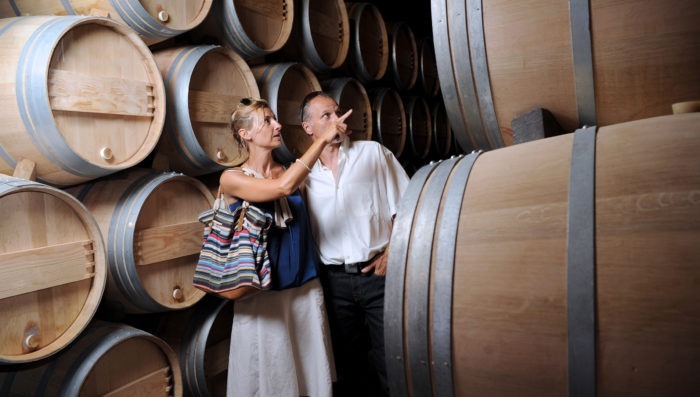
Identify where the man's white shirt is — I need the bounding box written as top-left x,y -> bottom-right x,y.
304,139 -> 410,265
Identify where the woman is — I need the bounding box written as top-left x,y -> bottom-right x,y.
223,97 -> 351,397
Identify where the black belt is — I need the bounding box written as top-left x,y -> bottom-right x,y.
325,255 -> 378,274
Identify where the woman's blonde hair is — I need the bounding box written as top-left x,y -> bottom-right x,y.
230,97 -> 270,148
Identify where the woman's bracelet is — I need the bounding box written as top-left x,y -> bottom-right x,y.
296,158 -> 312,172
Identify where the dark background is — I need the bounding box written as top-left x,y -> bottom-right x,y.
367,0 -> 433,40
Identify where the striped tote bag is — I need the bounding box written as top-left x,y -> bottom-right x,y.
193,190 -> 273,300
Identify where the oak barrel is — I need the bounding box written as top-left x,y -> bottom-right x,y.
370,88 -> 406,158
251,62 -> 322,163
403,96 -> 432,161
385,22 -> 418,92
385,113 -> 700,396
0,322 -> 182,396
156,296 -> 233,396
0,0 -> 213,45
431,0 -> 700,151
323,77 -> 373,141
66,169 -> 212,313
196,0 -> 294,60
153,45 -> 260,176
0,16 -> 165,187
417,37 -> 440,98
343,2 -> 389,83
0,175 -> 107,365
278,0 -> 350,72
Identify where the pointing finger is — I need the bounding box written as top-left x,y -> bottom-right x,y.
337,108 -> 353,122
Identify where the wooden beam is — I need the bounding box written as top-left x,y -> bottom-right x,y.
0,240 -> 95,299
134,221 -> 203,266
12,159 -> 36,181
511,108 -> 565,144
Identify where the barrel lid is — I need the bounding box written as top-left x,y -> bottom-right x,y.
129,173 -> 210,310
186,47 -> 259,168
372,88 -> 406,158
36,17 -> 165,171
0,175 -> 106,363
227,0 -> 294,56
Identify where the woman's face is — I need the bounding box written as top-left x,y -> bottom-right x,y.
246,107 -> 282,149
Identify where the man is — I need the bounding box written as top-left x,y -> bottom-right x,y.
300,91 -> 410,396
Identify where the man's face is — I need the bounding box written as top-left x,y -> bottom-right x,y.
304,96 -> 344,144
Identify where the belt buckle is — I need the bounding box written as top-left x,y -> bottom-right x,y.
344,262 -> 361,274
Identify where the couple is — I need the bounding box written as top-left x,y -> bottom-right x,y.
222,92 -> 409,397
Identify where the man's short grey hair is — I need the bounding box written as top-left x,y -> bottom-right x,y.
300,91 -> 335,123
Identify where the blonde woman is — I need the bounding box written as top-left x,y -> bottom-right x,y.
223,97 -> 351,397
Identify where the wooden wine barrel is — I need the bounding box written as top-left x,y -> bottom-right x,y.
152,45 -> 260,176
431,0 -> 700,151
0,0 -> 213,45
0,322 -> 182,395
418,37 -> 440,98
0,176 -> 107,365
251,62 -> 322,163
195,0 -> 294,60
156,296 -> 233,396
323,77 -> 372,141
343,2 -> 389,83
278,0 -> 350,72
431,100 -> 453,159
403,96 -> 432,161
0,16 -> 165,188
385,22 -> 418,92
370,88 -> 406,158
66,168 -> 212,313
385,113 -> 700,396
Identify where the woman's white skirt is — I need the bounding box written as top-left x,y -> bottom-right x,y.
227,278 -> 335,397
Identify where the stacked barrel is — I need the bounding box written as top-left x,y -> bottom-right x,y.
1,0 -> 698,396
431,0 -> 700,149
0,0 -> 442,394
0,3 -> 215,395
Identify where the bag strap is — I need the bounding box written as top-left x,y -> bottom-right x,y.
239,167 -> 292,228
221,168 -> 252,231
222,167 -> 291,228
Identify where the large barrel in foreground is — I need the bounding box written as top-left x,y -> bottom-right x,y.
0,176 -> 107,365
385,113 -> 700,396
0,16 -> 165,187
431,0 -> 700,151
